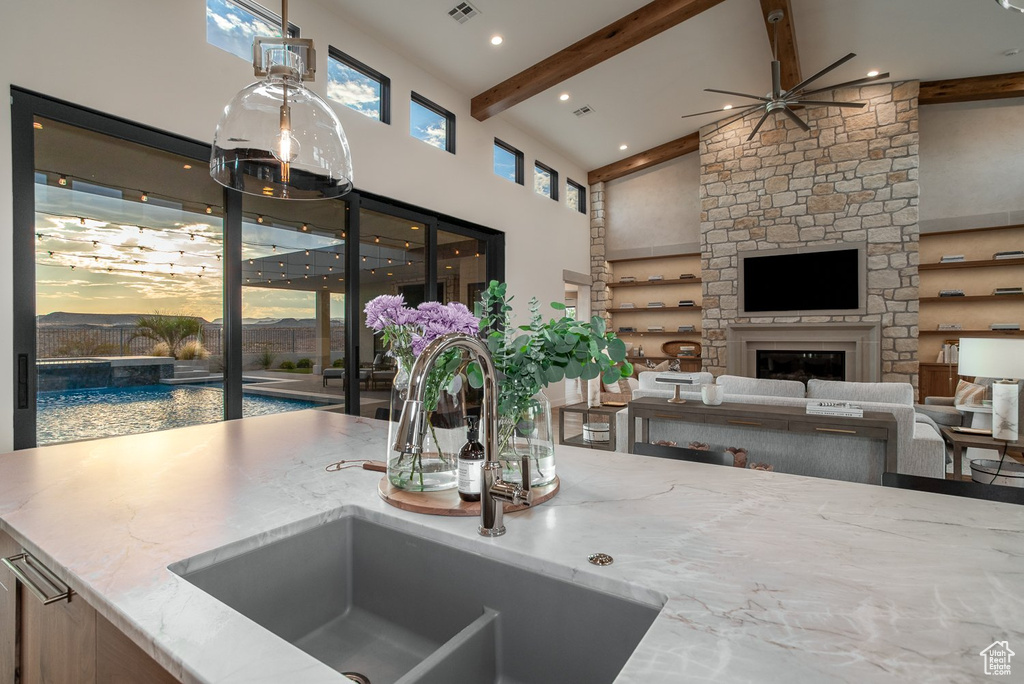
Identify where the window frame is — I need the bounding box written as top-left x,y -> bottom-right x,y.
207,0 -> 300,59
327,47 -> 391,125
410,92 -> 456,155
566,178 -> 587,214
493,138 -> 524,185
534,161 -> 559,201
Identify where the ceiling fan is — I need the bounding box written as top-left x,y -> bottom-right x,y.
682,10 -> 889,142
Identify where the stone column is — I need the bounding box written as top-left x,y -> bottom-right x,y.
590,182 -> 611,322
314,290 -> 332,374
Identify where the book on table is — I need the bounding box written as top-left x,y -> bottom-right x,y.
806,401 -> 864,418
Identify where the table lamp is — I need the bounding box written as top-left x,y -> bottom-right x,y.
958,338 -> 1024,441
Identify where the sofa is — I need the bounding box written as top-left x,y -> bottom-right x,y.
614,373 -> 946,482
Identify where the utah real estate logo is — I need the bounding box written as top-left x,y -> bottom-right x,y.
980,641 -> 1014,676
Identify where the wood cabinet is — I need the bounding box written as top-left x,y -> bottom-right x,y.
0,529 -> 177,684
606,253 -> 703,375
918,225 -> 1024,362
918,362 -> 961,399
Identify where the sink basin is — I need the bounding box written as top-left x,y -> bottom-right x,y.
170,512 -> 661,683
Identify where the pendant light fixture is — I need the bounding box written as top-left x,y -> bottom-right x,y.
211,0 -> 353,200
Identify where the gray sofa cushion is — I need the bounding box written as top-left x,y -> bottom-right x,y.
807,379 -> 914,406
914,403 -> 963,427
716,374 -> 805,398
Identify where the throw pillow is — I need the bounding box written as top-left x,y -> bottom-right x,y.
954,379 -> 986,406
651,360 -> 671,372
603,380 -> 622,393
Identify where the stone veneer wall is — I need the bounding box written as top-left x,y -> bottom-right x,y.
700,81 -> 920,388
590,181 -> 611,320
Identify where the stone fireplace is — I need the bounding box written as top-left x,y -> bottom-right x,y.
699,81 -> 920,389
729,322 -> 882,383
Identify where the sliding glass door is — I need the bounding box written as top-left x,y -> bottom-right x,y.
11,90 -> 504,449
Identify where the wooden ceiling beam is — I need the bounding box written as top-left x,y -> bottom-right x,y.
471,0 -> 727,121
759,0 -> 801,92
588,132 -> 699,185
920,71 -> 1024,105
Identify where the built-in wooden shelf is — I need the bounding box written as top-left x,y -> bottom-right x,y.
627,355 -> 701,362
616,330 -> 702,336
607,306 -> 702,313
606,252 -> 699,264
919,329 -> 1024,336
919,258 -> 1024,271
607,278 -> 702,288
920,294 -> 1024,303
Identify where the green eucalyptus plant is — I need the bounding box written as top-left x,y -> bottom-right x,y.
469,281 -> 632,469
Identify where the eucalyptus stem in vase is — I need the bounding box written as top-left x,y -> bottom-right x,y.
469,281 -> 633,485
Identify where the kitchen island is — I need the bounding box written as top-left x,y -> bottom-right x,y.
0,409 -> 1021,683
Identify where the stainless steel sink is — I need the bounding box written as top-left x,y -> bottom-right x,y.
170,513 -> 661,684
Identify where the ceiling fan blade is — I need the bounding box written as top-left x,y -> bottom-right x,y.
792,99 -> 866,109
704,105 -> 763,134
772,60 -> 782,100
746,109 -> 774,142
781,107 -> 811,132
785,52 -> 856,96
800,72 -> 890,98
681,107 -> 745,119
704,88 -> 771,103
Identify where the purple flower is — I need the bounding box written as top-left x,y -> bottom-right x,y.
364,294 -> 408,332
410,301 -> 480,355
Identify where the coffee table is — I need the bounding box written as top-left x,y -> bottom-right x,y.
559,402 -> 623,451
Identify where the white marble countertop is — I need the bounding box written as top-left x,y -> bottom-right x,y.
0,409 -> 1022,683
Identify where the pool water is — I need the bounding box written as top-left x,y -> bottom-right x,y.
37,384 -> 321,446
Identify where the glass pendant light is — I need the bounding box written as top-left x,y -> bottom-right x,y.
211,0 -> 353,200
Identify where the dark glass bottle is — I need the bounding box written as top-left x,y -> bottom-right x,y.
458,417 -> 484,502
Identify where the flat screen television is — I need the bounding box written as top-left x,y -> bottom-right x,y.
741,247 -> 861,314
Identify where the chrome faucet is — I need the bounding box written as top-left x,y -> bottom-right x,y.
392,333 -> 532,536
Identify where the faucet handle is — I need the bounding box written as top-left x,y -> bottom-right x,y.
517,454 -> 533,506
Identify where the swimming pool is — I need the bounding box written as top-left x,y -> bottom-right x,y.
37,384 -> 322,446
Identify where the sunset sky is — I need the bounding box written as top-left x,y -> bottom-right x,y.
35,182 -> 346,321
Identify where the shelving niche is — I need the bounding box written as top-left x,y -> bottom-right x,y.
606,253 -> 703,374
918,224 -> 1024,396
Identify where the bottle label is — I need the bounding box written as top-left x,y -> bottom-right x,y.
458,458 -> 482,494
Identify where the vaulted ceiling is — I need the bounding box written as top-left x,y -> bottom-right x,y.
329,0 -> 1024,172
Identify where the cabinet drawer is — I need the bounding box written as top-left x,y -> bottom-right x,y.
788,421 -> 890,440
644,410 -> 705,425
706,414 -> 788,430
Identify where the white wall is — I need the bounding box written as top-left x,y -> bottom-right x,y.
605,152 -> 700,256
919,98 -> 1024,232
0,0 -> 591,450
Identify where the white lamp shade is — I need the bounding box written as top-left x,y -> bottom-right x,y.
957,338 -> 1024,379
211,53 -> 353,200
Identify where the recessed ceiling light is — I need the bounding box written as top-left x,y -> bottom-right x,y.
722,104 -> 733,111
619,144 -> 628,151
866,70 -> 880,77
410,225 -> 420,230
490,35 -> 503,46
559,93 -> 570,101
183,164 -> 192,170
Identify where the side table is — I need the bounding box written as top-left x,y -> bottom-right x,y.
940,426 -> 1024,481
559,402 -> 623,451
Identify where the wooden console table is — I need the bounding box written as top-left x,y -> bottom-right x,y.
627,397 -> 899,476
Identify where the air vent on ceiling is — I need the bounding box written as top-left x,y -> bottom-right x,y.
448,2 -> 480,23
573,105 -> 595,117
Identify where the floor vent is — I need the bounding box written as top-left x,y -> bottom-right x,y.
448,2 -> 479,23
573,105 -> 596,117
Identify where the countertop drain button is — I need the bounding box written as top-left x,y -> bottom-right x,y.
588,553 -> 614,566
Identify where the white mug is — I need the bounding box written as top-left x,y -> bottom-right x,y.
701,383 -> 724,406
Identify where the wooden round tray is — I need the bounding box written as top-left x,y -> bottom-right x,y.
662,340 -> 701,357
378,476 -> 559,517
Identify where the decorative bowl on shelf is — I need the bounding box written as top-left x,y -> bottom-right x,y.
662,340 -> 701,358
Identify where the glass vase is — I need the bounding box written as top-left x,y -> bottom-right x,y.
386,362 -> 460,492
497,393 -> 556,487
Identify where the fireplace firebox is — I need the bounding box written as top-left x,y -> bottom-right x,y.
756,350 -> 846,384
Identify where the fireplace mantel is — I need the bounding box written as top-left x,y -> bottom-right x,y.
727,323 -> 882,383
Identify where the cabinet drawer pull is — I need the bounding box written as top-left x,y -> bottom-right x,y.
815,427 -> 857,435
654,413 -> 686,420
727,420 -> 761,426
2,552 -> 71,605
